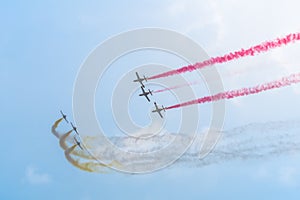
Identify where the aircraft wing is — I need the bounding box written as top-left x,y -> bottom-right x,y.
158,111 -> 163,118
64,118 -> 69,123
74,137 -> 83,150
145,95 -> 150,102
154,102 -> 159,110
135,72 -> 140,80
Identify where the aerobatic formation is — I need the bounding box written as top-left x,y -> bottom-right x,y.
52,32 -> 300,172
51,112 -> 122,173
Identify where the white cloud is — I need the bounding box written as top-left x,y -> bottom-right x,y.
164,0 -> 226,49
163,0 -> 300,74
167,1 -> 187,16
25,165 -> 52,185
161,0 -> 300,95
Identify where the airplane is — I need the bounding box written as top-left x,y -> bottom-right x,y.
139,86 -> 152,102
74,136 -> 83,150
152,102 -> 166,118
133,72 -> 147,88
71,122 -> 79,135
60,110 -> 69,123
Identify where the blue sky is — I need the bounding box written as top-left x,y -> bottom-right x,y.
1,0 -> 300,199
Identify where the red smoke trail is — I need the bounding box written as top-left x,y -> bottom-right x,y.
166,72 -> 300,110
153,81 -> 199,93
148,33 -> 300,80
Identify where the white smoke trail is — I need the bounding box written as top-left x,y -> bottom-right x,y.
51,118 -> 123,172
86,120 -> 300,168
52,117 -> 300,171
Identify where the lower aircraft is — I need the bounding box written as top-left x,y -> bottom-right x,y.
152,102 -> 165,118
74,136 -> 83,150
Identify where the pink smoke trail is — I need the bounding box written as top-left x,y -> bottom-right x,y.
153,81 -> 199,93
148,33 -> 300,80
166,72 -> 300,110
